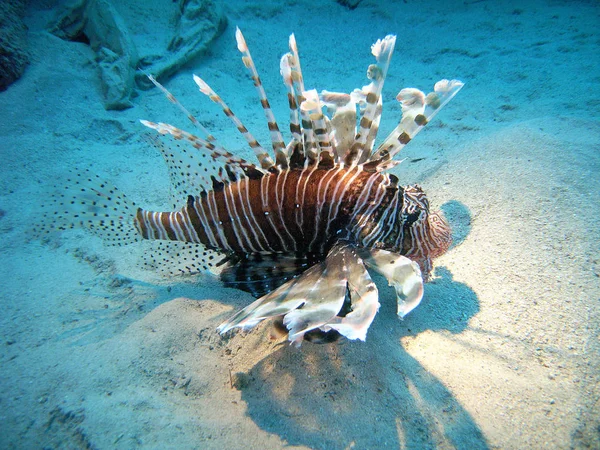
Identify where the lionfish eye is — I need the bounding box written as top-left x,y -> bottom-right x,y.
405,212 -> 421,226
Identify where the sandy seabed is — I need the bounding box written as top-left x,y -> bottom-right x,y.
1,0 -> 599,448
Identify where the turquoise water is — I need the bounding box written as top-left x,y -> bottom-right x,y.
1,0 -> 599,448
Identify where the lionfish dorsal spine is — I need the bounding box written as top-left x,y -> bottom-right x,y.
277,33 -> 310,166
192,74 -> 275,170
139,120 -> 259,181
145,74 -> 217,143
288,34 -> 306,104
279,53 -> 302,150
300,89 -> 335,163
298,90 -> 320,165
345,35 -> 396,166
372,79 -> 464,162
235,27 -> 288,166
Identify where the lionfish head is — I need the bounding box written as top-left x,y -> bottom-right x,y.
426,209 -> 452,258
395,185 -> 452,269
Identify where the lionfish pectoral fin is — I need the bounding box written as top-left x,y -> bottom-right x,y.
322,252 -> 380,341
217,244 -> 349,345
219,253 -> 317,298
218,242 -> 381,345
216,262 -> 328,341
362,249 -> 424,318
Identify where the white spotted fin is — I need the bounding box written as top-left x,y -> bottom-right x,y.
36,169 -> 140,246
36,168 -> 226,275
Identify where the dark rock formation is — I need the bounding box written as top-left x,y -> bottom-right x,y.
136,0 -> 228,90
0,0 -> 29,91
50,0 -> 226,110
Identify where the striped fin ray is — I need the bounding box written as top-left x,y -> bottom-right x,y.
301,89 -> 335,164
279,53 -> 302,149
145,74 -> 217,142
298,91 -> 320,166
320,91 -> 357,163
371,79 -> 464,162
235,28 -> 287,167
192,74 -> 275,170
141,120 -> 264,184
345,35 -> 396,166
362,92 -> 383,159
288,34 -> 306,114
218,242 -> 380,346
287,34 -> 310,159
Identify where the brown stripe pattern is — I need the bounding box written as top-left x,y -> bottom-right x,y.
135,166 -> 401,253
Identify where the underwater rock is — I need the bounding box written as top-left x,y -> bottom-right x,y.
50,0 -> 226,110
0,0 -> 29,91
336,0 -> 363,10
135,0 -> 228,90
50,0 -> 138,110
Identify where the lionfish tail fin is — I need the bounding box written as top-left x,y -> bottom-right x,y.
35,168 -> 227,276
35,169 -> 140,246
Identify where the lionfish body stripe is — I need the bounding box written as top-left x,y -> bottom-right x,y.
135,167 -> 402,255
40,30 -> 463,345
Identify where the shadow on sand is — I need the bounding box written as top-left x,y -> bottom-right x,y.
236,265 -> 487,449
234,201 -> 485,449
55,198 -> 484,448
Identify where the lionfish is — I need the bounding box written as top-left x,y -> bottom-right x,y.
44,29 -> 463,345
